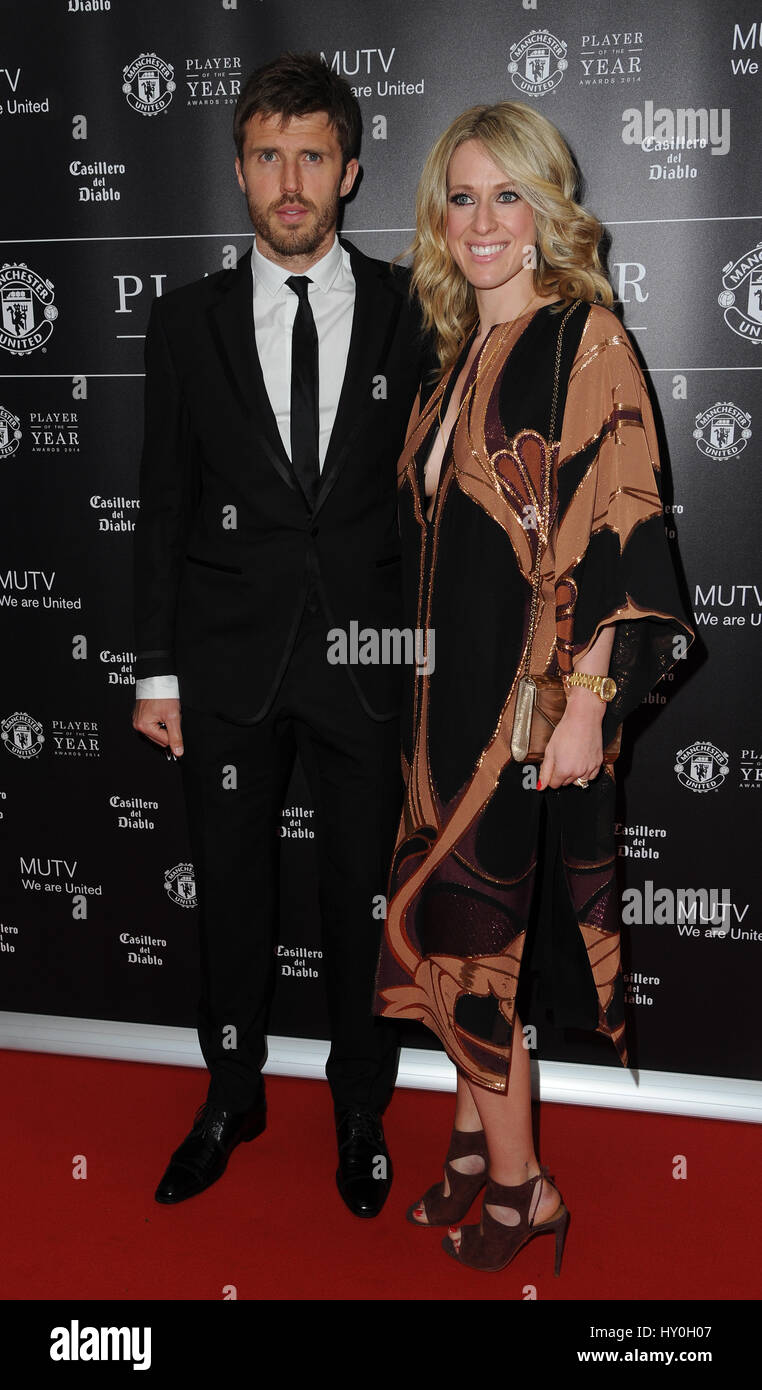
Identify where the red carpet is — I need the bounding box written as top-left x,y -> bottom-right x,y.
1,1048 -> 758,1301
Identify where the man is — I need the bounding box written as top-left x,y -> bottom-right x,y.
131,53 -> 427,1217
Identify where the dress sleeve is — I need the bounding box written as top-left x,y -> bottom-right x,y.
552,305 -> 694,740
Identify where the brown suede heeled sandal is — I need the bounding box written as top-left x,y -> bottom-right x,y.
441,1164 -> 570,1275
406,1127 -> 489,1227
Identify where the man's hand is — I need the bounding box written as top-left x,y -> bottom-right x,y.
132,698 -> 183,757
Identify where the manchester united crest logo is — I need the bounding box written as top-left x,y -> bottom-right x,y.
0,264 -> 58,356
1,711 -> 45,759
508,30 -> 568,96
718,243 -> 762,343
123,53 -> 176,116
693,402 -> 752,461
674,741 -> 729,793
164,862 -> 197,908
0,405 -> 22,459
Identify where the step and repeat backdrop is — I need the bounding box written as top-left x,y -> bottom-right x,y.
0,0 -> 760,1087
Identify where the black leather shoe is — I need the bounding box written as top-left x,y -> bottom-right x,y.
335,1108 -> 392,1218
155,1095 -> 266,1205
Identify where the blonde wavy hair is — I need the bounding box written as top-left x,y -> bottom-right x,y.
408,102 -> 613,372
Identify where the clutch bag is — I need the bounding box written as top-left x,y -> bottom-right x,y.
511,673 -> 622,764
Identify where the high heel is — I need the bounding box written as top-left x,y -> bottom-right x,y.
406,1127 -> 488,1226
442,1164 -> 570,1275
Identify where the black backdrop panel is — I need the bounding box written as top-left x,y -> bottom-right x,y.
1,0 -> 760,1083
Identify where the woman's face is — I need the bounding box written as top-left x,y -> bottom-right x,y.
445,138 -> 537,297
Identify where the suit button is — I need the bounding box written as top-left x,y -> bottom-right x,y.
310,525 -> 319,537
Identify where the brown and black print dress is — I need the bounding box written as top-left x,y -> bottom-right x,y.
373,300 -> 693,1092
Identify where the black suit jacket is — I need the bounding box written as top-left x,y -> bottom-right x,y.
132,239 -> 429,722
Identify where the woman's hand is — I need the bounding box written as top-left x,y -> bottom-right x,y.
538,688 -> 605,789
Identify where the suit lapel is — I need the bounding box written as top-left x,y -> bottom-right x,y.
207,248 -> 299,497
206,241 -> 405,512
313,238 -> 404,517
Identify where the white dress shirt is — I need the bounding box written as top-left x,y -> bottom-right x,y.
136,235 -> 356,702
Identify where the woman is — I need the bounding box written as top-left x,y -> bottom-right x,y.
373,102 -> 693,1274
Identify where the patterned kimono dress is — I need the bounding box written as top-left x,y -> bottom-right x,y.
373,299 -> 693,1093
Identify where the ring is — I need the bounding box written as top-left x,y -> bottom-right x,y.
574,777 -> 589,788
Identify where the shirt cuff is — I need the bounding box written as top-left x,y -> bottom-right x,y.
135,675 -> 180,700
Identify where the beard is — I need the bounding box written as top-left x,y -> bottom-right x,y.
246,187 -> 342,259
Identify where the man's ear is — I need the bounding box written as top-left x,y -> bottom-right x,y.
234,157 -> 246,195
340,157 -> 360,198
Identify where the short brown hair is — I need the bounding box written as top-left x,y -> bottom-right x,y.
233,52 -> 362,169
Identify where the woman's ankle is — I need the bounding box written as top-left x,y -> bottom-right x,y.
487,1159 -> 541,1187
453,1118 -> 483,1134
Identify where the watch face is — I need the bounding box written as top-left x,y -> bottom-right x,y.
601,677 -> 617,701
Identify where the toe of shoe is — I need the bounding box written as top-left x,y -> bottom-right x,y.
336,1173 -> 391,1218
154,1160 -> 218,1204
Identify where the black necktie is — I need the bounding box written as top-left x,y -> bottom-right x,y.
285,275 -> 320,505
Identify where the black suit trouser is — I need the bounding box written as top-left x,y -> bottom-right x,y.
178,595 -> 402,1115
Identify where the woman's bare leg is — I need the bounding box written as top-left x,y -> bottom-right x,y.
448,1011 -> 561,1247
409,1070 -> 485,1224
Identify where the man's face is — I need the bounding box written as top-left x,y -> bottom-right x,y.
235,110 -> 359,268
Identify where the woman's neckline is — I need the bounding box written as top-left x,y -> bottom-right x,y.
477,296 -> 564,335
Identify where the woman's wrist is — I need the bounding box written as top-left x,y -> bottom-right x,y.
563,685 -> 607,721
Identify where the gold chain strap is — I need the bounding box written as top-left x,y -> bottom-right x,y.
518,299 -> 581,680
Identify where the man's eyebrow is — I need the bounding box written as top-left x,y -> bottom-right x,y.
245,143 -> 332,154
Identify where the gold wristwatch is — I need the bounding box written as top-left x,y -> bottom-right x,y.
563,672 -> 617,702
